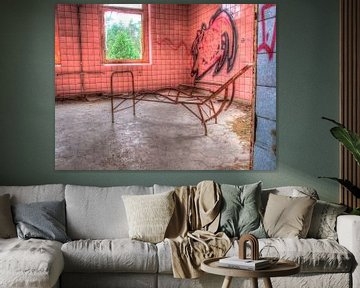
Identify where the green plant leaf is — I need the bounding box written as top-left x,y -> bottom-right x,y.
322,116 -> 344,127
318,177 -> 360,198
322,117 -> 360,165
351,208 -> 360,215
330,127 -> 360,165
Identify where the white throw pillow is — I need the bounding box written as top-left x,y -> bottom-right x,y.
122,191 -> 175,243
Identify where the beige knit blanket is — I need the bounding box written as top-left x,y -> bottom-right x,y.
165,181 -> 231,279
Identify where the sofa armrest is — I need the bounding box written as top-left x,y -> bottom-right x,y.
337,215 -> 360,288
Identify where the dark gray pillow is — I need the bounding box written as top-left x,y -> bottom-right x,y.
218,182 -> 266,238
12,200 -> 70,243
0,194 -> 16,238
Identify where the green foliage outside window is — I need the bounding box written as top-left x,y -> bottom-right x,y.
105,12 -> 142,60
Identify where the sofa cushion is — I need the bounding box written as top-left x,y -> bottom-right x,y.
158,237 -> 353,274
0,194 -> 16,238
153,184 -> 176,194
263,194 -> 316,238
61,239 -> 158,273
0,184 -> 65,204
218,182 -> 266,238
65,185 -> 153,239
0,238 -> 64,288
307,200 -> 347,240
12,200 -> 70,243
156,241 -> 173,274
232,238 -> 353,273
260,238 -> 353,273
61,273 -> 157,288
122,191 -> 175,243
261,186 -> 319,213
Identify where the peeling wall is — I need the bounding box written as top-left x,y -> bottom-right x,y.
253,4 -> 277,170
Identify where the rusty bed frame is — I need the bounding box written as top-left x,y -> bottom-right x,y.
110,64 -> 253,136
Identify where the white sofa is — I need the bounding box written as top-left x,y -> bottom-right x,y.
0,184 -> 359,288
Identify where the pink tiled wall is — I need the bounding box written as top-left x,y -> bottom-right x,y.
55,4 -> 191,97
55,4 -> 255,103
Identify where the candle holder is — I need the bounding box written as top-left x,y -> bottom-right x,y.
238,234 -> 259,260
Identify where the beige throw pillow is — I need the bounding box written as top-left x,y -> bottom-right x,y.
0,194 -> 17,238
263,193 -> 316,238
122,191 -> 175,243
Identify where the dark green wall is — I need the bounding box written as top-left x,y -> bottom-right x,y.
0,0 -> 340,202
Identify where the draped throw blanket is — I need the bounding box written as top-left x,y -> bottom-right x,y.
165,181 -> 231,278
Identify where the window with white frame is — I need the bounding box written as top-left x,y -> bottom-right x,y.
102,4 -> 149,63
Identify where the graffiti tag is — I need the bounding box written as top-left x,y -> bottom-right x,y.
257,4 -> 276,61
191,9 -> 238,80
156,37 -> 188,51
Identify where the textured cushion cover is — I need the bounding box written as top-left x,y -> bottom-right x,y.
337,215 -> 360,288
0,238 -> 64,288
261,186 -> 319,213
158,237 -> 353,274
12,200 -> 70,243
263,273 -> 351,288
156,240 -> 173,274
0,184 -> 65,204
263,193 -> 316,238
255,238 -> 353,273
62,239 -> 158,273
218,182 -> 266,238
307,200 -> 347,240
0,194 -> 16,238
65,185 -> 153,239
153,184 -> 176,194
122,191 -> 175,243
61,273 -> 157,288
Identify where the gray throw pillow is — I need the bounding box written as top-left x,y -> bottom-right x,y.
218,182 -> 266,238
0,194 -> 17,238
307,200 -> 347,240
12,200 -> 70,243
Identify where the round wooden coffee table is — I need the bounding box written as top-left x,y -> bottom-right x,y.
201,257 -> 300,288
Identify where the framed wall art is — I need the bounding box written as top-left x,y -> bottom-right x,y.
55,3 -> 276,170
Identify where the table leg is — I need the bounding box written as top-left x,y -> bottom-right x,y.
263,277 -> 273,288
221,276 -> 233,288
251,278 -> 258,288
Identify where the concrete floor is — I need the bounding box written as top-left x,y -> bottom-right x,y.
55,98 -> 253,170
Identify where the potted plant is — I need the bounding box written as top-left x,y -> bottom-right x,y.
320,117 -> 360,215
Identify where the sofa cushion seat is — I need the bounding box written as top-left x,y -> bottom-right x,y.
230,238 -> 354,273
258,238 -> 353,273
65,185 -> 153,239
157,238 -> 354,274
0,238 -> 64,288
61,239 -> 158,273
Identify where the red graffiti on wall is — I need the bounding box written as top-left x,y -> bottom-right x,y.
155,37 -> 188,51
191,9 -> 238,80
257,4 -> 276,61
